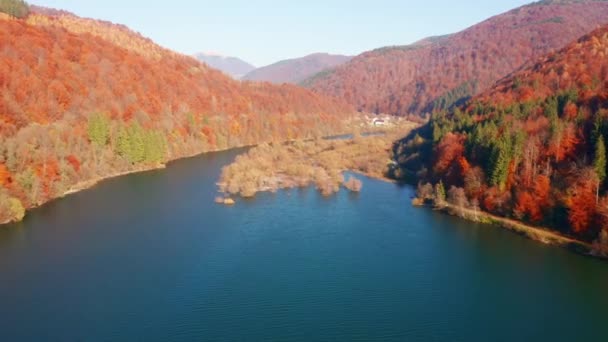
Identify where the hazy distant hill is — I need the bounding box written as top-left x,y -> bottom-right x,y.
307,0 -> 608,117
194,53 -> 255,78
243,53 -> 352,84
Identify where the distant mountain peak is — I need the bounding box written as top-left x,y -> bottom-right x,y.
197,51 -> 227,58
193,53 -> 255,79
243,53 -> 352,84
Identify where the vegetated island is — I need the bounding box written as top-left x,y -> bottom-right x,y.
216,120 -> 417,202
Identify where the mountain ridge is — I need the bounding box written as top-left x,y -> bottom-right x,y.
243,53 -> 352,84
306,0 -> 608,118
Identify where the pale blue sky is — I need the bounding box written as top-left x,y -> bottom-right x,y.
31,0 -> 533,66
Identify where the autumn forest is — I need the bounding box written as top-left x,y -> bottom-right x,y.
0,1 -> 355,223
394,25 -> 608,253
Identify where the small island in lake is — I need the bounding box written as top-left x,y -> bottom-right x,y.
216,123 -> 415,200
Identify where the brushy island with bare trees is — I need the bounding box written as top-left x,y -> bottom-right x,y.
216,124 -> 415,203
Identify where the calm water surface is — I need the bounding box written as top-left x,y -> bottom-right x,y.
0,149 -> 607,341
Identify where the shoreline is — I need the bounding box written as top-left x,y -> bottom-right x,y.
6,143 -> 601,261
427,202 -> 605,260
349,170 -> 397,184
0,147 -> 237,226
0,126 -> 374,226
0,163 -> 168,226
62,164 -> 167,197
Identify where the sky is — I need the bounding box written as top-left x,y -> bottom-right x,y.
31,0 -> 533,67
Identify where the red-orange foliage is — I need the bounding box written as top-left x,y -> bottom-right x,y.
458,156 -> 471,176
0,164 -> 11,187
397,23 -> 608,241
547,123 -> 580,163
563,102 -> 578,120
66,155 -> 80,172
26,12 -> 169,61
481,187 -> 511,216
0,17 -> 352,133
505,160 -> 518,193
482,189 -> 498,213
534,175 -> 551,210
515,191 -> 542,222
309,1 -> 608,116
35,159 -> 61,200
518,87 -> 535,103
201,127 -> 216,148
514,175 -> 551,223
0,10 -> 356,222
433,133 -> 466,182
567,176 -> 597,234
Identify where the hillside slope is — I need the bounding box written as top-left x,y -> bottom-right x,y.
243,53 -> 352,84
307,0 -> 608,117
0,7 -> 355,223
392,24 -> 608,250
194,53 -> 255,78
27,5 -> 175,60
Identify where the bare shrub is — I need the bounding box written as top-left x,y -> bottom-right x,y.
344,176 -> 363,192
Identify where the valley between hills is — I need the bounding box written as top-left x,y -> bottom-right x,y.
2,0 -> 608,259
5,1 -> 608,340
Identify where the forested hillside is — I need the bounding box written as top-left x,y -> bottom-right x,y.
307,0 -> 608,118
392,25 -> 608,250
0,4 -> 355,223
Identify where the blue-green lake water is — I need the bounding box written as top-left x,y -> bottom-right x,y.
1,149 -> 607,341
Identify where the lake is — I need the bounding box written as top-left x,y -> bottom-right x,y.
0,148 -> 607,341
